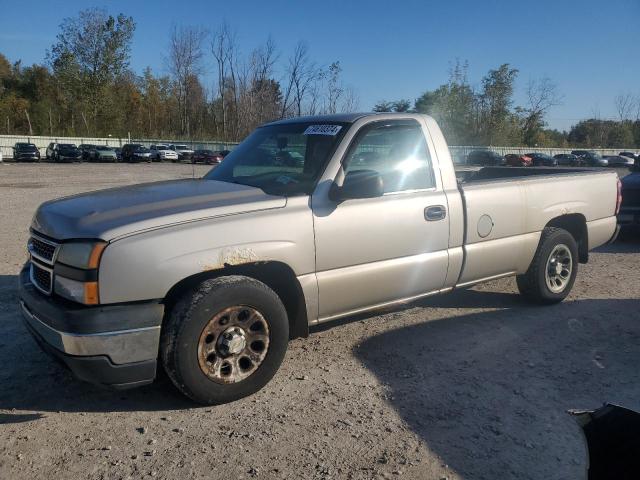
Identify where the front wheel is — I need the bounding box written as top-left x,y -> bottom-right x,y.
161,276 -> 289,404
516,227 -> 578,304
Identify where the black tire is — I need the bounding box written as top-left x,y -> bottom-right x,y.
516,227 -> 578,305
161,275 -> 289,405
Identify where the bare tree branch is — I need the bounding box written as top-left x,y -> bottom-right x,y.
614,92 -> 635,121
167,25 -> 207,136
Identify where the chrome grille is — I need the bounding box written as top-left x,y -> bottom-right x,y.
28,233 -> 59,265
30,262 -> 52,294
29,237 -> 56,262
28,233 -> 59,295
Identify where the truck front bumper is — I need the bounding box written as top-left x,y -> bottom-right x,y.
18,264 -> 164,389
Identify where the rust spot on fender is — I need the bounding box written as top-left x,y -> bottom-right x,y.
200,248 -> 259,271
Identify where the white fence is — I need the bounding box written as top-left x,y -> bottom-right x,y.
0,135 -> 238,159
0,134 -> 630,162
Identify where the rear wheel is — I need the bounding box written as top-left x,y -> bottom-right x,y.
161,276 -> 289,404
516,227 -> 578,304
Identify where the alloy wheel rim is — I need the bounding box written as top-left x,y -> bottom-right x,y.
197,306 -> 270,384
545,244 -> 573,293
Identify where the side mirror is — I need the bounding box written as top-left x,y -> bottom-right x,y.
330,169 -> 384,202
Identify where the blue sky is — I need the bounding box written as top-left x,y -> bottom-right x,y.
1,0 -> 638,131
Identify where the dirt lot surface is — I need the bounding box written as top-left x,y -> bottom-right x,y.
1,163 -> 639,480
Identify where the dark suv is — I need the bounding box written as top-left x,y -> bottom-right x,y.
13,143 -> 40,162
121,144 -> 148,163
78,144 -> 96,161
619,158 -> 640,227
52,144 -> 82,163
466,150 -> 504,166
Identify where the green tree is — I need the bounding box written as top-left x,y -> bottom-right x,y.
477,64 -> 520,144
414,60 -> 476,144
518,78 -> 563,146
47,8 -> 135,135
373,99 -> 412,113
372,100 -> 394,112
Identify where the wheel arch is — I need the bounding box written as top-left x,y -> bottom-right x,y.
162,261 -> 309,339
545,214 -> 588,263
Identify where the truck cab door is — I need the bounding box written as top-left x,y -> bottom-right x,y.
311,119 -> 450,321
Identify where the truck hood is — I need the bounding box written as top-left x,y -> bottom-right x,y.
32,179 -> 286,241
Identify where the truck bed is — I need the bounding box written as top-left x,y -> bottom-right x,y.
452,166 -> 619,287
455,166 -> 607,184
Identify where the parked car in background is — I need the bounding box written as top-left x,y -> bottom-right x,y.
150,144 -> 178,162
571,150 -> 608,167
132,146 -> 152,162
121,144 -> 151,163
88,146 -> 118,162
170,144 -> 194,162
192,149 -> 224,164
553,153 -> 580,166
466,149 -> 504,166
618,158 -> 640,228
526,153 -> 558,167
45,142 -> 57,160
218,149 -> 232,158
504,153 -> 532,167
78,144 -> 96,161
619,151 -> 638,161
12,142 -> 40,162
604,155 -> 634,168
52,143 -> 82,163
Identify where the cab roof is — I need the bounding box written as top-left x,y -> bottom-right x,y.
264,112 -> 381,126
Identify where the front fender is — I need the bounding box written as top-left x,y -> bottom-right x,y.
98,200 -> 315,304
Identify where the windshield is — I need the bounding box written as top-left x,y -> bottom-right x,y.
96,146 -> 112,151
205,122 -> 348,196
59,144 -> 77,148
175,145 -> 189,150
16,143 -> 36,149
135,147 -> 150,153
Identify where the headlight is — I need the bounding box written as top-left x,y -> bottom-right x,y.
53,242 -> 105,304
57,242 -> 106,269
54,276 -> 99,304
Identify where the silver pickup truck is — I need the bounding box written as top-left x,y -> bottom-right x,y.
19,113 -> 621,404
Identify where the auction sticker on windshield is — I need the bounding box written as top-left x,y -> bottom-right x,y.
303,125 -> 342,136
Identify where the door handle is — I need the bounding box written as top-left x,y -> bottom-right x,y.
425,205 -> 447,221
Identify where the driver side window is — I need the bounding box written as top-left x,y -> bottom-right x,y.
343,121 -> 435,193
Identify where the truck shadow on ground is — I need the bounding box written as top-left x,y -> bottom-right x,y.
596,227 -> 640,254
354,296 -> 640,479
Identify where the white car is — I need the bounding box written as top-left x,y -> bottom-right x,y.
150,144 -> 178,162
170,144 -> 195,162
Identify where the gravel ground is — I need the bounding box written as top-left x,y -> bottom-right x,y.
0,163 -> 639,480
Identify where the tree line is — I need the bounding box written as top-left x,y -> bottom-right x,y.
1,8 -> 639,148
0,8 -> 357,142
374,61 -> 640,148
